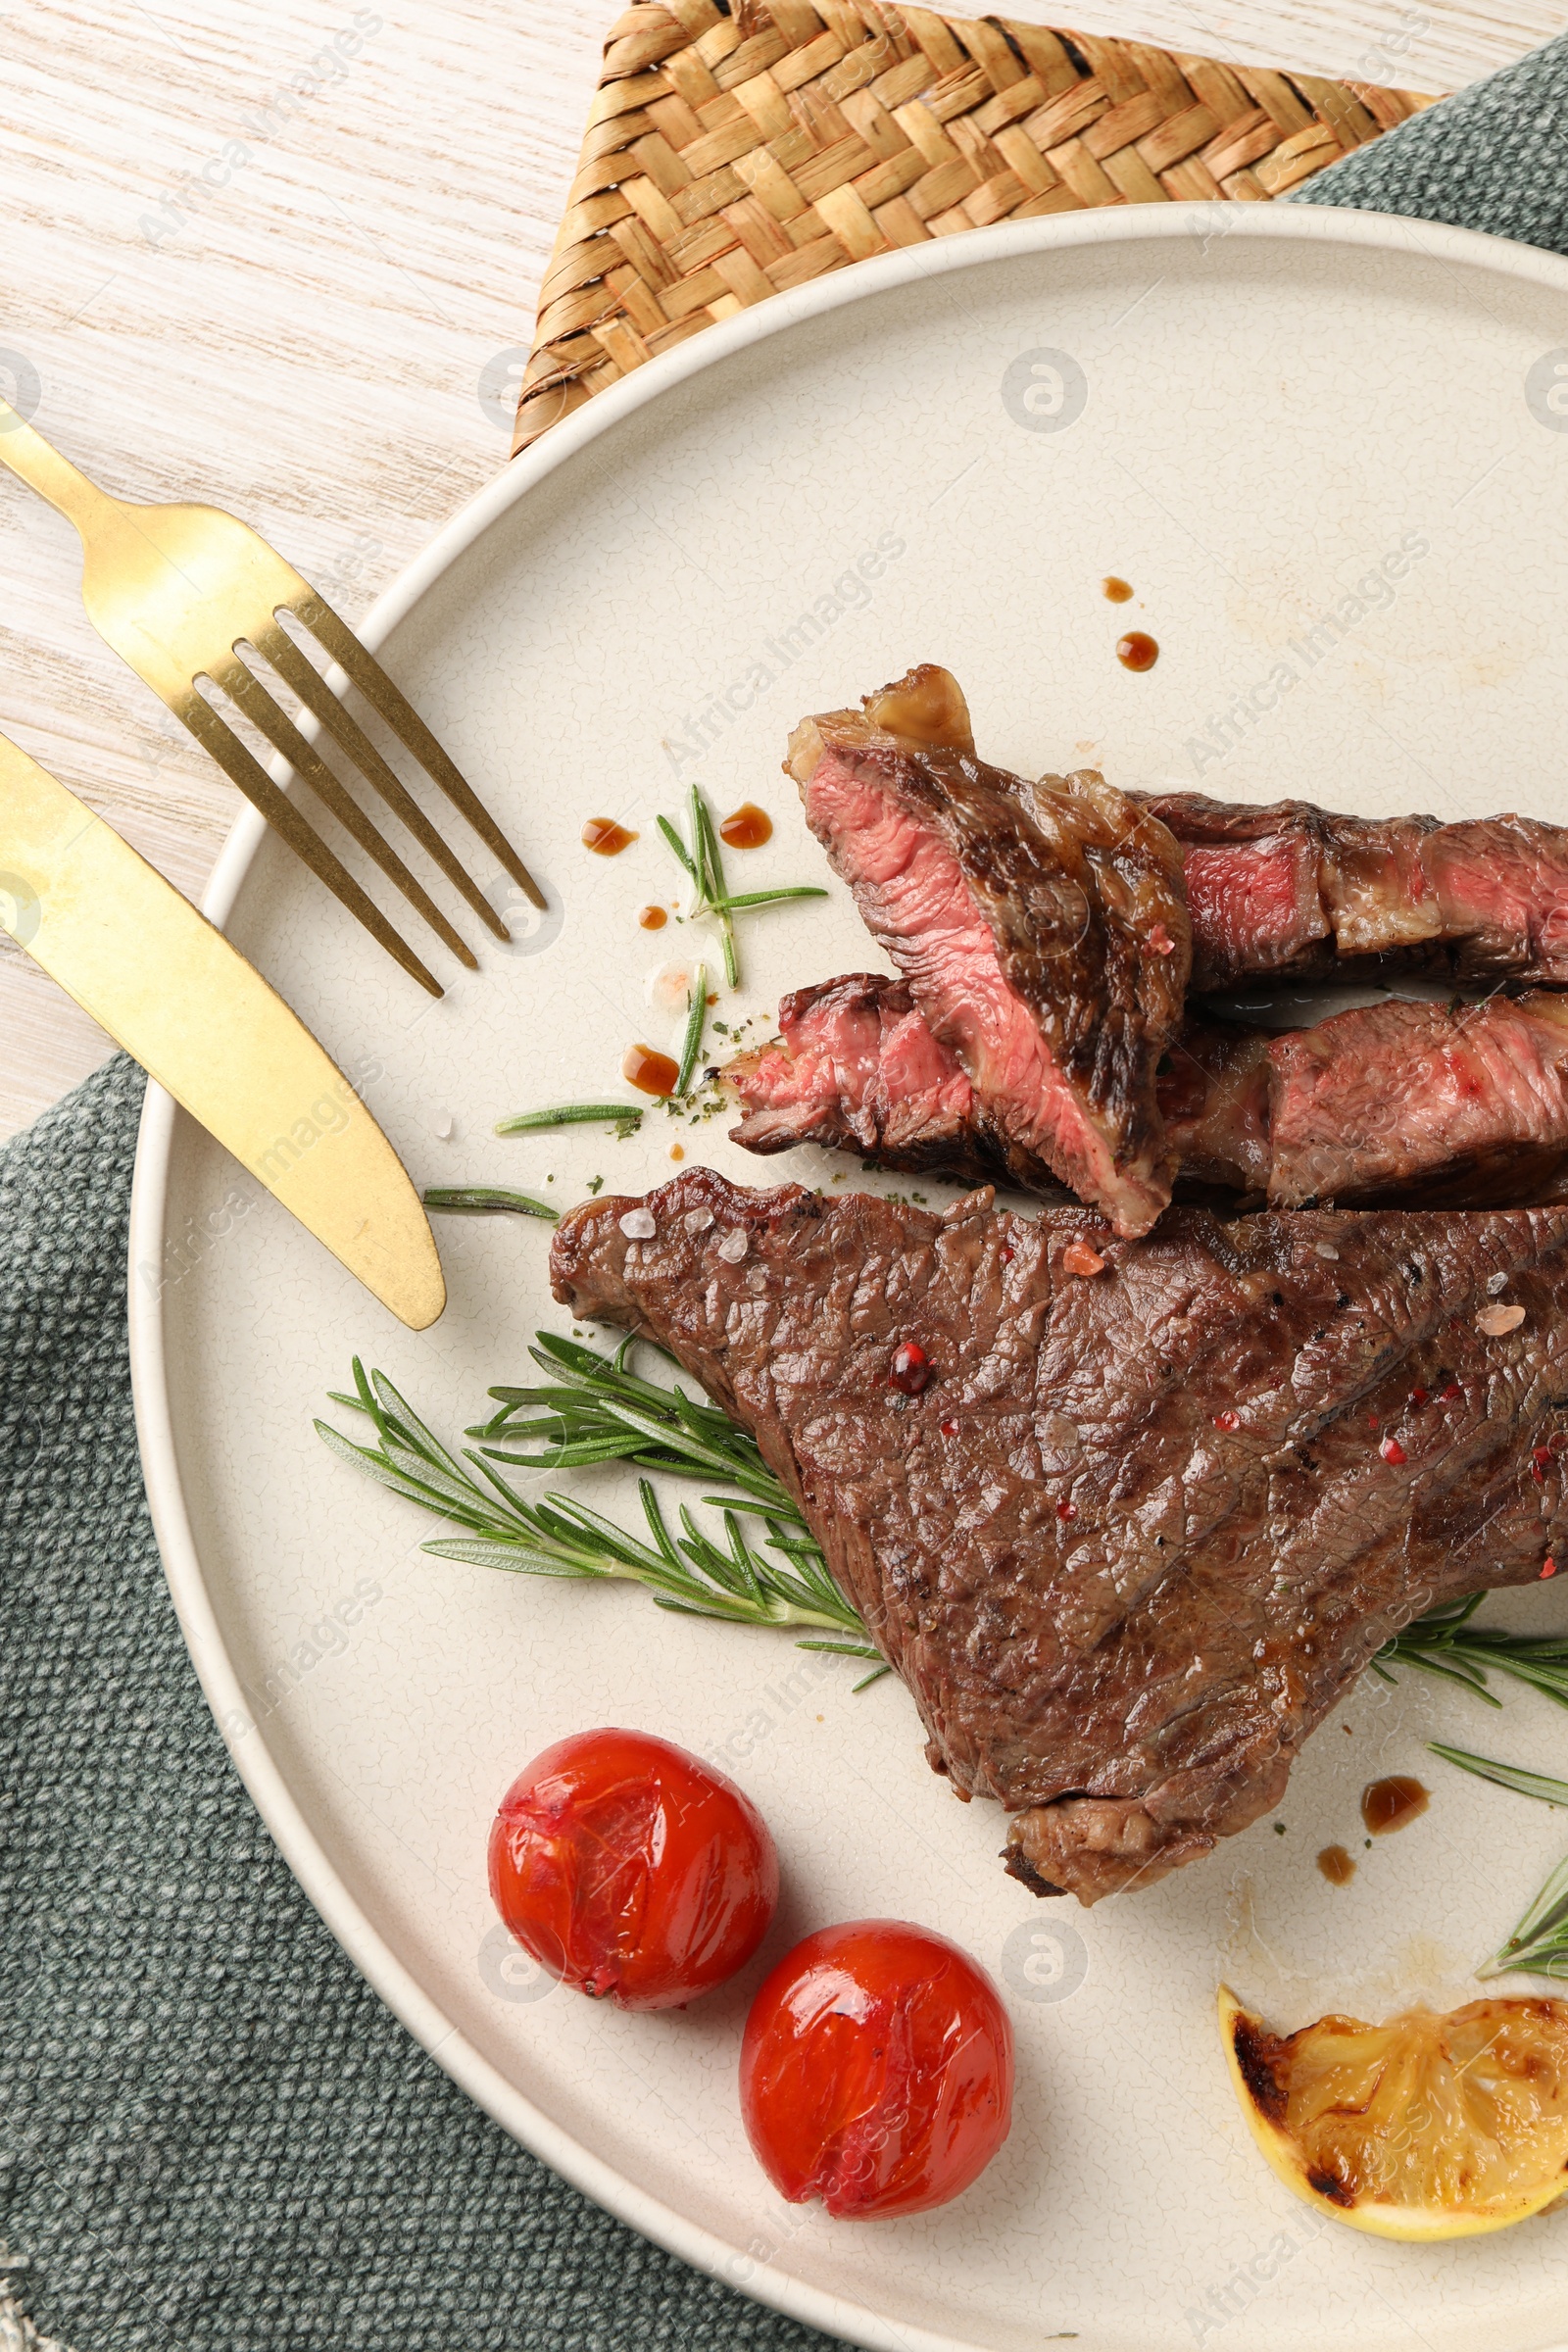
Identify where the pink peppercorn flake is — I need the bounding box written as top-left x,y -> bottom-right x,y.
1535,1446 -> 1553,1470
1062,1240 -> 1107,1279
890,1341 -> 931,1396
1000,1245 -> 1014,1263
1408,1387 -> 1429,1408
1213,1409 -> 1241,1433
1056,1499 -> 1078,1522
940,1416 -> 959,1438
1439,1384 -> 1463,1403
1379,1434 -> 1406,1466
1149,921 -> 1175,956
1544,1558 -> 1559,1580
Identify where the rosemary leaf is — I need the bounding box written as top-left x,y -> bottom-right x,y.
676,963 -> 708,1097
494,1103 -> 644,1137
318,1330 -> 879,1662
424,1187 -> 559,1223
1428,1742 -> 1568,1809
657,782 -> 825,989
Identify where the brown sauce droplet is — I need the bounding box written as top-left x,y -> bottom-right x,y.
1317,1843 -> 1357,1886
719,802 -> 772,850
637,905 -> 667,930
583,817 -> 637,856
1361,1775 -> 1429,1836
669,1144 -> 684,1161
1116,631 -> 1159,672
1102,575 -> 1134,603
623,1043 -> 680,1097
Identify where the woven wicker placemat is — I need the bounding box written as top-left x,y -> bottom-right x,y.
514,0 -> 1434,453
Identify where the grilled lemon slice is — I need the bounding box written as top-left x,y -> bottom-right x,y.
1219,1984 -> 1568,2239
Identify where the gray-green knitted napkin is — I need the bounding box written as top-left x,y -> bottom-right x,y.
8,40 -> 1568,2345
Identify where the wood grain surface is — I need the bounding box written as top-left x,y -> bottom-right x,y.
0,0 -> 1560,1142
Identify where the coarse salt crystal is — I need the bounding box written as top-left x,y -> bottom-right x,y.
619,1207 -> 657,1241
1477,1302 -> 1526,1337
1313,1243 -> 1339,1261
1486,1271 -> 1509,1297
716,1227 -> 749,1263
685,1207 -> 714,1234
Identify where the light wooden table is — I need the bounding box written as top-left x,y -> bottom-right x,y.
1,0 -> 1561,1144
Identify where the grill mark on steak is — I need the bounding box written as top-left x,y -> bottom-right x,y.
551,1169 -> 1568,1904
786,665 -> 1190,1236
1134,789 -> 1568,990
730,977 -> 1568,1213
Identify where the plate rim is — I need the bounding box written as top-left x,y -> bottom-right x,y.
126,201 -> 1568,2352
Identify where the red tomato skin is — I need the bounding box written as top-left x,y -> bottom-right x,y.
739,1919 -> 1014,2219
488,1728 -> 778,2012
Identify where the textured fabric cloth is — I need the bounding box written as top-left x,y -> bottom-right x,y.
7,38 -> 1568,2348
1289,30 -> 1568,247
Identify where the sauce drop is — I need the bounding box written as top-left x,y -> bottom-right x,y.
1317,1843 -> 1357,1886
623,1043 -> 680,1097
1102,575 -> 1134,603
1360,1775 -> 1429,1836
583,817 -> 637,856
719,802 -> 773,850
1116,631 -> 1159,672
637,905 -> 667,930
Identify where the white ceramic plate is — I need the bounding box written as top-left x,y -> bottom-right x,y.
130,209 -> 1568,2352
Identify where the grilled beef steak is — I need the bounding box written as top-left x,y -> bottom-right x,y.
1135,789 -> 1568,991
787,664 -> 1190,1236
553,1170 -> 1568,1905
731,978 -> 1568,1212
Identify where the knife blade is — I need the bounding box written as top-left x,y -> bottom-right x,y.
0,731 -> 445,1330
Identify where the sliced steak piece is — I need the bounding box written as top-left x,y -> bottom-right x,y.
787,664 -> 1190,1236
726,972 -> 1021,1189
1135,789 -> 1568,989
730,981 -> 1568,1213
553,1170 -> 1568,1905
1267,991 -> 1568,1206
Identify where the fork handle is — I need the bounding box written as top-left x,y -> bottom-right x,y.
0,401 -> 114,535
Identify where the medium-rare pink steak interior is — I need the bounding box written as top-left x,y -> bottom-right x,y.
730,978 -> 1568,1213
786,664 -> 1191,1237
552,1170 -> 1568,1905
1135,788 -> 1568,990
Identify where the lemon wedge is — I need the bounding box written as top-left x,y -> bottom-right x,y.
1218,1984 -> 1568,2239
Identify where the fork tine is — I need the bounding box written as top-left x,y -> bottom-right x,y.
214,651 -> 478,972
293,593 -> 547,909
171,686 -> 443,997
256,621 -> 513,945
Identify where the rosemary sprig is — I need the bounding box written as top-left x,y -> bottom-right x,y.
316,1338 -> 888,1680
470,1329 -> 796,1514
676,963 -> 708,1097
1372,1592 -> 1568,1710
658,780 -> 826,988
495,1102 -> 644,1139
423,1187 -> 559,1223
1428,1743 -> 1568,1979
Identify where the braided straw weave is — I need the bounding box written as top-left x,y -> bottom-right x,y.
513,0 -> 1433,452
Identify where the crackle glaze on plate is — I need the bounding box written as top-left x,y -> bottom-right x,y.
129,210 -> 1568,2352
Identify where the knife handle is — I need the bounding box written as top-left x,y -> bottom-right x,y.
0,399 -> 115,538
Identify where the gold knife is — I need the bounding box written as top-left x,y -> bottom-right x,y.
0,730 -> 445,1329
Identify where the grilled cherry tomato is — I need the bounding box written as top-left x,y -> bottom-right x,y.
740,1919 -> 1014,2218
488,1728 -> 778,2012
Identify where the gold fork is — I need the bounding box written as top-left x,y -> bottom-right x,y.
0,399 -> 544,996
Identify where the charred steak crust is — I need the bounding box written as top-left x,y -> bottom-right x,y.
552,1170 -> 1568,1906
787,666 -> 1191,1236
